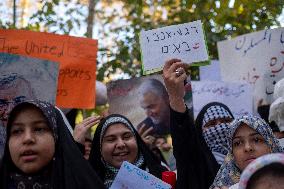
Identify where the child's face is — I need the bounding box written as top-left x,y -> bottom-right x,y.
8,106 -> 55,174
232,123 -> 271,171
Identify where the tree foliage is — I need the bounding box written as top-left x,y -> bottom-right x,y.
96,0 -> 283,80
0,0 -> 283,81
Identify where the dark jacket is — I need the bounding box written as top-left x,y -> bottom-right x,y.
170,107 -> 220,189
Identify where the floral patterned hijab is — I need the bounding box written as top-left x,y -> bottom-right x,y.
210,115 -> 283,188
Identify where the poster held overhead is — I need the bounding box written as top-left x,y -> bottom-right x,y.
140,20 -> 210,75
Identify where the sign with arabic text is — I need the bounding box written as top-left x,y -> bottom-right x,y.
192,81 -> 253,118
218,27 -> 284,104
140,20 -> 209,75
110,161 -> 171,189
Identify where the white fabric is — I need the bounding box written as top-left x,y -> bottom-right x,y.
269,97 -> 284,132
212,151 -> 226,165
278,138 -> 284,148
56,107 -> 73,134
273,78 -> 284,100
229,183 -> 238,189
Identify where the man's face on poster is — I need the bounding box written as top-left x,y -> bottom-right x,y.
140,92 -> 169,124
0,79 -> 34,126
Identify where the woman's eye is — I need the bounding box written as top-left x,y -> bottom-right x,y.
11,129 -> 23,135
254,137 -> 262,143
233,140 -> 241,147
34,128 -> 45,132
105,137 -> 115,142
123,133 -> 133,140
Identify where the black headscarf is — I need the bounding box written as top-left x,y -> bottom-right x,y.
0,100 -> 105,189
187,102 -> 234,187
89,114 -> 167,187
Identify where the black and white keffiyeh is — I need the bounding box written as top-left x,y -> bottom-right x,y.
201,105 -> 234,163
203,123 -> 230,156
202,105 -> 233,127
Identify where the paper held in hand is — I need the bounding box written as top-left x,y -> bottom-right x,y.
140,20 -> 210,75
110,161 -> 171,189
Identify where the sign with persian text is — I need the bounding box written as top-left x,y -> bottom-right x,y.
110,161 -> 171,189
0,29 -> 98,108
218,27 -> 284,104
140,20 -> 209,75
192,81 -> 253,118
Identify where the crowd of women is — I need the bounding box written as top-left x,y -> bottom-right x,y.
0,58 -> 284,189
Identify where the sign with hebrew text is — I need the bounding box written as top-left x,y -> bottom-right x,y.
218,27 -> 284,104
110,161 -> 171,189
140,20 -> 209,75
0,29 -> 98,108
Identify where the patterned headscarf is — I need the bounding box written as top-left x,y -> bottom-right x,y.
238,153 -> 284,189
99,115 -> 144,188
202,105 -> 234,159
210,115 -> 283,188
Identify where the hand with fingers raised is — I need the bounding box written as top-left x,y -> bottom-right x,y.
73,116 -> 102,144
163,58 -> 188,113
137,124 -> 155,148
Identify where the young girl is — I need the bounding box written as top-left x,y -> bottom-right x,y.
0,100 -> 105,189
210,115 -> 283,188
88,114 -> 168,188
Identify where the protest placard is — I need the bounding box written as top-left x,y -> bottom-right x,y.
192,81 -> 253,118
140,20 -> 209,75
199,60 -> 221,81
110,161 -> 171,189
218,27 -> 284,105
0,52 -> 59,104
107,74 -> 193,130
0,29 -> 98,108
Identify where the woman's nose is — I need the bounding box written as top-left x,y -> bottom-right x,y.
116,138 -> 126,148
23,130 -> 35,144
244,141 -> 253,152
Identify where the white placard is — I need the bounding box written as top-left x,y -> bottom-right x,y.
199,60 -> 221,81
140,20 -> 209,74
218,27 -> 284,104
110,161 -> 171,189
192,81 -> 253,118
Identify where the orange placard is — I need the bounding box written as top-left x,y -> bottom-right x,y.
0,29 -> 98,109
